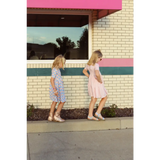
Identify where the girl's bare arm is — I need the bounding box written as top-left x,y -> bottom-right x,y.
95,70 -> 102,83
83,69 -> 89,78
50,77 -> 58,96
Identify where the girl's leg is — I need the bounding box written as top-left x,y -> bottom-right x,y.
88,97 -> 97,120
49,101 -> 57,115
95,96 -> 108,118
48,101 -> 57,121
54,102 -> 65,122
56,102 -> 65,113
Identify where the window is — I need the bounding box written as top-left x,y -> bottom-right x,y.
27,9 -> 92,62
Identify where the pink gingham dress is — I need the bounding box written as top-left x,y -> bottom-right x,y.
85,63 -> 108,98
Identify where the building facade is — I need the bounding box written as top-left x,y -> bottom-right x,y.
27,0 -> 133,109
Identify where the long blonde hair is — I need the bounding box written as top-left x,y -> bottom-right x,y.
51,55 -> 66,70
87,50 -> 103,66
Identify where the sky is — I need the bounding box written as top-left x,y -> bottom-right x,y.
27,26 -> 88,47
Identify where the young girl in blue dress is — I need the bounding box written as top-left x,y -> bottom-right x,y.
48,55 -> 66,122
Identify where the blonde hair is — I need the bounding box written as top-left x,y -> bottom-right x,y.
51,55 -> 66,70
87,50 -> 103,66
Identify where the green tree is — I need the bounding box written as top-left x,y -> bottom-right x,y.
56,36 -> 76,58
77,28 -> 88,59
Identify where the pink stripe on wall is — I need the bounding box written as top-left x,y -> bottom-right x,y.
98,58 -> 133,67
27,0 -> 122,10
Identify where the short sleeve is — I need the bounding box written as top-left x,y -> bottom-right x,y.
84,65 -> 88,70
95,63 -> 99,70
51,68 -> 57,78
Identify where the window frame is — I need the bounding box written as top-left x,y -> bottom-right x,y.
27,9 -> 92,64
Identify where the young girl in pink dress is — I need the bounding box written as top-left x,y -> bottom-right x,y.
83,50 -> 108,121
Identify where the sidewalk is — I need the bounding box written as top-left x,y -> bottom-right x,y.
27,117 -> 133,133
27,117 -> 133,160
27,129 -> 133,160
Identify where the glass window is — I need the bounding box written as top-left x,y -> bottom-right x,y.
27,14 -> 89,60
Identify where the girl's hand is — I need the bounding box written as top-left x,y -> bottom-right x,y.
95,77 -> 102,84
95,70 -> 102,83
99,80 -> 103,84
54,89 -> 58,96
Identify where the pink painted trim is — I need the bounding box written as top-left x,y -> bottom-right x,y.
27,0 -> 122,10
98,59 -> 133,67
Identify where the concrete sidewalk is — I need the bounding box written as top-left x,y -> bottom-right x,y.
27,118 -> 133,160
27,117 -> 133,133
27,129 -> 133,160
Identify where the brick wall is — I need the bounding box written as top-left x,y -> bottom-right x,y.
27,74 -> 133,109
27,63 -> 88,109
27,0 -> 133,109
92,0 -> 133,58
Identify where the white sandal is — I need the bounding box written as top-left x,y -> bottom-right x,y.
95,112 -> 105,121
87,116 -> 99,121
53,112 -> 65,122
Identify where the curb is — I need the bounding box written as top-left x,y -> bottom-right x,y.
27,117 -> 133,133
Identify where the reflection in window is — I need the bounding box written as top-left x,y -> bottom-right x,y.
27,14 -> 88,60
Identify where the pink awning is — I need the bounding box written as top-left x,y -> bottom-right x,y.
27,0 -> 122,19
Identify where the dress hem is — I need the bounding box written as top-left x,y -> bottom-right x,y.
89,94 -> 108,99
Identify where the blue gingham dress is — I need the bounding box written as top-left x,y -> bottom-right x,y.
49,68 -> 66,102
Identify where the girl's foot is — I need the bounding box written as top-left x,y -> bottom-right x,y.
95,112 -> 105,121
87,115 -> 99,121
53,112 -> 65,122
48,112 -> 54,121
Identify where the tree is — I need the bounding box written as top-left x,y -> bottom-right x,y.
77,28 -> 88,59
56,36 -> 76,58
